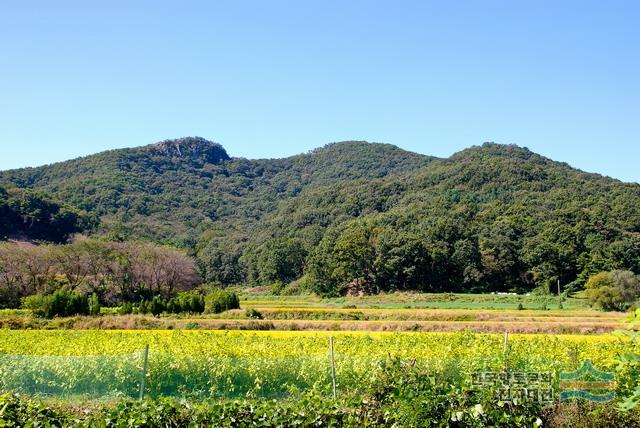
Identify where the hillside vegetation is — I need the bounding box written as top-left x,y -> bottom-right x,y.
0,186 -> 94,243
0,137 -> 432,246
1,138 -> 639,296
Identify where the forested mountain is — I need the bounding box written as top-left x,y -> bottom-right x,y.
245,144 -> 640,294
0,137 -> 432,247
2,138 -> 639,295
0,185 -> 94,243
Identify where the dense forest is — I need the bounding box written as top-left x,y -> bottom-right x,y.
0,186 -> 94,243
0,137 -> 432,247
1,137 -> 639,297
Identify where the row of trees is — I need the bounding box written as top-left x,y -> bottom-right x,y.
118,289 -> 239,316
197,208 -> 640,297
304,217 -> 640,296
22,289 -> 101,318
0,240 -> 200,308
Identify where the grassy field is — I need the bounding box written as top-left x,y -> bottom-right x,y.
232,292 -> 621,333
237,290 -> 591,309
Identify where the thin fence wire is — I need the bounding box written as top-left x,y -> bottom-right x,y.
0,337 -> 586,400
0,350 -> 373,399
0,352 -> 143,399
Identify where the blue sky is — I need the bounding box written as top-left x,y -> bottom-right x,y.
1,1 -> 638,182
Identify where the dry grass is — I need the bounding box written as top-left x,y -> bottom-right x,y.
0,315 -> 618,334
0,301 -> 626,334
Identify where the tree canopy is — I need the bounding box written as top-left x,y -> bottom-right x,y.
2,138 -> 639,296
0,186 -> 94,243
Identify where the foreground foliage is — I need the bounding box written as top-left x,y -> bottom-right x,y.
1,358 -> 639,427
617,309 -> 640,410
1,330 -> 639,425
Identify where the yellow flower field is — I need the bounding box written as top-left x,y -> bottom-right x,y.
0,330 -> 636,399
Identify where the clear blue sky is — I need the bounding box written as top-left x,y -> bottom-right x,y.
1,1 -> 639,182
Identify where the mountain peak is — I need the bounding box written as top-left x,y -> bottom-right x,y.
149,137 -> 230,164
451,142 -> 542,163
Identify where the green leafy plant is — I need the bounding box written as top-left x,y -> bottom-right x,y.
617,309 -> 640,410
88,293 -> 101,316
119,302 -> 134,315
204,289 -> 240,314
166,290 -> 205,314
22,289 -> 90,318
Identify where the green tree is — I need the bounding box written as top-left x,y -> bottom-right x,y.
204,289 -> 240,314
244,238 -> 307,285
374,231 -> 431,292
586,270 -> 640,311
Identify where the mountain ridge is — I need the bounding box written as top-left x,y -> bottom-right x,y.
1,138 -> 639,294
2,139 -> 634,186
0,137 -> 431,173
0,138 -> 433,244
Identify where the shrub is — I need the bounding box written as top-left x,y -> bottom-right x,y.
119,292 -> 206,316
21,295 -> 50,318
149,296 -> 165,316
270,281 -> 285,295
296,274 -> 314,292
166,290 -> 205,314
22,289 -> 90,318
88,293 -> 101,316
138,300 -> 149,315
280,280 -> 303,296
586,270 -> 640,311
204,290 -> 240,314
119,302 -> 134,315
185,321 -> 200,330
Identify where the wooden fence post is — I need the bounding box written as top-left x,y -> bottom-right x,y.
330,336 -> 337,400
139,344 -> 149,400
503,332 -> 509,372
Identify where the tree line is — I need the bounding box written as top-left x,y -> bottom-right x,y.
0,240 -> 200,309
